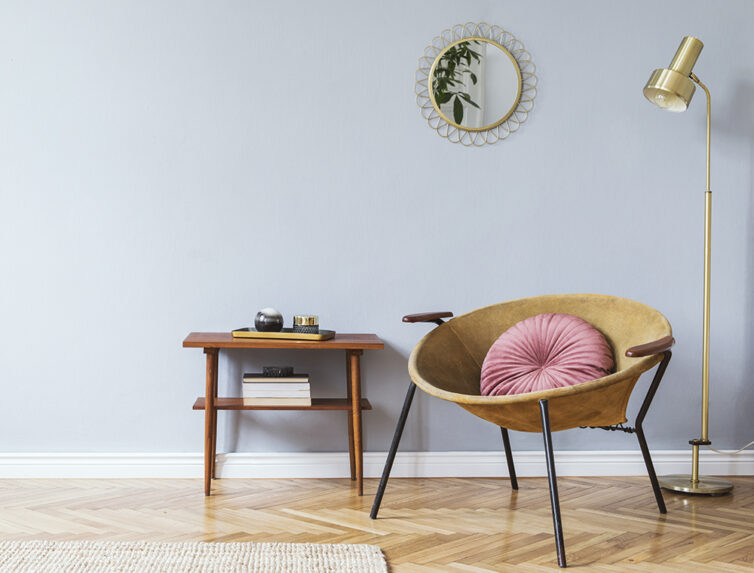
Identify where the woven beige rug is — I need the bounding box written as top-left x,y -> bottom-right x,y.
0,540 -> 388,572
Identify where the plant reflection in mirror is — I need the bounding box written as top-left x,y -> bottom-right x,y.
432,41 -> 482,124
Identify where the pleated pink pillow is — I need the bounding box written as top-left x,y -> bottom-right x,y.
480,313 -> 614,396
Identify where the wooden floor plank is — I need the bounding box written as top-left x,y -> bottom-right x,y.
0,477 -> 751,571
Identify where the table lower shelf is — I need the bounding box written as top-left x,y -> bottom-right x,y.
193,397 -> 372,411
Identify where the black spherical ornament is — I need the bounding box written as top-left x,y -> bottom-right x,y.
255,308 -> 284,332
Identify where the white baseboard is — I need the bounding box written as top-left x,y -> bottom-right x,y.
0,450 -> 752,479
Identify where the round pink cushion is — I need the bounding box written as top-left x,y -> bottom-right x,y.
480,313 -> 614,396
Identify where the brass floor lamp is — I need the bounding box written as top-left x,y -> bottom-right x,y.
643,37 -> 733,495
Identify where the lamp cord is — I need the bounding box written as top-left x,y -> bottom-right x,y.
706,440 -> 754,455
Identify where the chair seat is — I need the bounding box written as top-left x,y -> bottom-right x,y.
407,294 -> 671,432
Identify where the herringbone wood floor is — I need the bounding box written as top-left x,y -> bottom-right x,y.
0,477 -> 752,571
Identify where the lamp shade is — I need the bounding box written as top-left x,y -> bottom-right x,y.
643,36 -> 704,112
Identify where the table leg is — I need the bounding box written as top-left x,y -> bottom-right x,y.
348,349 -> 364,495
210,357 -> 218,480
204,348 -> 219,496
346,352 -> 356,481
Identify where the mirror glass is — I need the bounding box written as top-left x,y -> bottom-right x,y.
430,38 -> 521,131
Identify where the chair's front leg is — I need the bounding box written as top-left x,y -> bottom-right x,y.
540,399 -> 567,568
373,313 -> 451,518
370,382 -> 417,519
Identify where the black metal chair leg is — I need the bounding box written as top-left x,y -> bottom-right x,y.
634,351 -> 672,514
540,399 -> 567,568
500,427 -> 518,490
370,382 -> 417,519
636,427 -> 666,514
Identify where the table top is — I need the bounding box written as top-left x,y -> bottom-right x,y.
183,332 -> 384,350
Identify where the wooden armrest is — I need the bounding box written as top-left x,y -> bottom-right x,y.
402,311 -> 453,324
625,336 -> 675,357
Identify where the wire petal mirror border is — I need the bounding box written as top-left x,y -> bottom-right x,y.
416,22 -> 537,146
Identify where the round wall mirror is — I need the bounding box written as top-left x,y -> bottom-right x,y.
416,23 -> 536,146
429,38 -> 522,131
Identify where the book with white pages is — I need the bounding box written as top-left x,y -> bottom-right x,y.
242,397 -> 312,406
241,382 -> 310,392
243,390 -> 311,398
242,373 -> 309,382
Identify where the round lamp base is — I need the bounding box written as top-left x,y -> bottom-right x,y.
659,474 -> 733,495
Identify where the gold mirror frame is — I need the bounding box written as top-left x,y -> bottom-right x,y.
429,37 -> 522,132
416,22 -> 537,146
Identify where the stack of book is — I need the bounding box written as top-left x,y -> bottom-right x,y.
242,372 -> 311,406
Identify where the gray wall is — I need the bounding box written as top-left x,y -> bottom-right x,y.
2,0 -> 752,454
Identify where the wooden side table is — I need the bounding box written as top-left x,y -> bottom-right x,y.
183,332 -> 384,496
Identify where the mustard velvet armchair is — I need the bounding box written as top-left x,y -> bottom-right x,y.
370,294 -> 675,568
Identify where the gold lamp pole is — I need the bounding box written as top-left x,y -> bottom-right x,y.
643,37 -> 732,495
